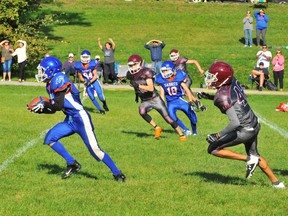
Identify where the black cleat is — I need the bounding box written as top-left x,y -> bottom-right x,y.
103,104 -> 109,112
62,160 -> 81,179
113,172 -> 126,182
99,110 -> 105,115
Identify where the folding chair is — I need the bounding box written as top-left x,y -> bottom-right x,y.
116,64 -> 129,84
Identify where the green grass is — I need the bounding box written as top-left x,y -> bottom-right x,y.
0,85 -> 288,215
2,0 -> 288,215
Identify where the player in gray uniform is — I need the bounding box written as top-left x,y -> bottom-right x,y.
197,61 -> 285,188
126,54 -> 186,141
169,49 -> 204,92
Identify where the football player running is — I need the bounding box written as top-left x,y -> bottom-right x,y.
169,49 -> 205,93
155,61 -> 206,136
126,54 -> 186,141
29,56 -> 125,181
197,61 -> 285,188
74,50 -> 109,114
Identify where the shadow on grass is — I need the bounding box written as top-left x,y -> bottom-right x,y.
121,129 -> 175,138
37,163 -> 98,180
273,169 -> 288,176
185,171 -> 254,186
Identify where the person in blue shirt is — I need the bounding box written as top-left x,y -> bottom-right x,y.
144,39 -> 166,74
29,56 -> 125,181
74,50 -> 109,114
155,61 -> 206,136
254,9 -> 269,47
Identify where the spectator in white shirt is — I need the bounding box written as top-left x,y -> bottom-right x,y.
11,40 -> 27,82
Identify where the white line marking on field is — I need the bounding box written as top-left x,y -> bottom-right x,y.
0,130 -> 47,173
255,112 -> 288,139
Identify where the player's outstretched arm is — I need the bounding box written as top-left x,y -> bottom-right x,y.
197,92 -> 214,100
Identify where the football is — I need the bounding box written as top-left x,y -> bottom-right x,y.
27,96 -> 50,111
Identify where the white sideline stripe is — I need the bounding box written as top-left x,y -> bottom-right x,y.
255,112 -> 288,139
0,130 -> 47,173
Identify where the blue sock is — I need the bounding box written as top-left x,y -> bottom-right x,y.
102,153 -> 120,175
50,142 -> 75,165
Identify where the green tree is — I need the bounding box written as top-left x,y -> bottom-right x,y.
0,0 -> 59,76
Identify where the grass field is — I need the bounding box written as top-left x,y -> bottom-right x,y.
37,0 -> 288,89
1,0 -> 288,215
0,84 -> 288,215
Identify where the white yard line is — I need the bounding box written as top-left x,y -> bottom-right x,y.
255,111 -> 288,139
0,130 -> 47,173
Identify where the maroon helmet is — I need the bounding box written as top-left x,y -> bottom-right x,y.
169,49 -> 179,61
127,54 -> 143,74
205,61 -> 234,88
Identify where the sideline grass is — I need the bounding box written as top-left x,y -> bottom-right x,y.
39,0 -> 288,89
0,85 -> 288,215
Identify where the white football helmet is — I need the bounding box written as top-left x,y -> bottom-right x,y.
80,50 -> 91,64
169,49 -> 179,61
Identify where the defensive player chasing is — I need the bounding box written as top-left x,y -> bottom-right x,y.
29,56 -> 125,181
155,61 -> 206,136
169,49 -> 205,93
197,61 -> 285,188
126,54 -> 186,141
74,50 -> 109,114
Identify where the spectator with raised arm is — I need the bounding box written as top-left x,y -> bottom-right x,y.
97,38 -> 117,85
254,9 -> 269,47
144,39 -> 166,74
11,40 -> 27,82
0,39 -> 13,81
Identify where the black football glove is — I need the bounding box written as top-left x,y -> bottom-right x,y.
193,100 -> 207,112
206,133 -> 220,144
135,93 -> 139,103
197,92 -> 214,100
84,80 -> 91,87
188,101 -> 196,110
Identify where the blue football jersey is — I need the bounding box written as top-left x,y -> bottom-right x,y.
74,60 -> 98,81
155,70 -> 187,102
46,72 -> 84,116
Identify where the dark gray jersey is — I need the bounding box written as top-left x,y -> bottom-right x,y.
214,78 -> 258,129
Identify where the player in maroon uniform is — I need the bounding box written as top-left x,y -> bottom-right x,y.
169,49 -> 204,92
126,54 -> 186,141
197,61 -> 285,188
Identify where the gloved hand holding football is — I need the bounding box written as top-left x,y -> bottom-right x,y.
27,96 -> 50,113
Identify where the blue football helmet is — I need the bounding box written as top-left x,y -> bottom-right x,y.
160,61 -> 175,79
39,56 -> 62,82
81,50 -> 91,64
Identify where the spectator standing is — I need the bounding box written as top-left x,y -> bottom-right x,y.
11,40 -> 27,82
97,38 -> 117,85
144,39 -> 166,74
256,45 -> 272,69
242,10 -> 253,47
254,9 -> 269,47
272,50 -> 285,91
62,53 -> 76,80
0,39 -> 13,81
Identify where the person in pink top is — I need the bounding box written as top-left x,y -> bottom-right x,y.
272,50 -> 285,91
